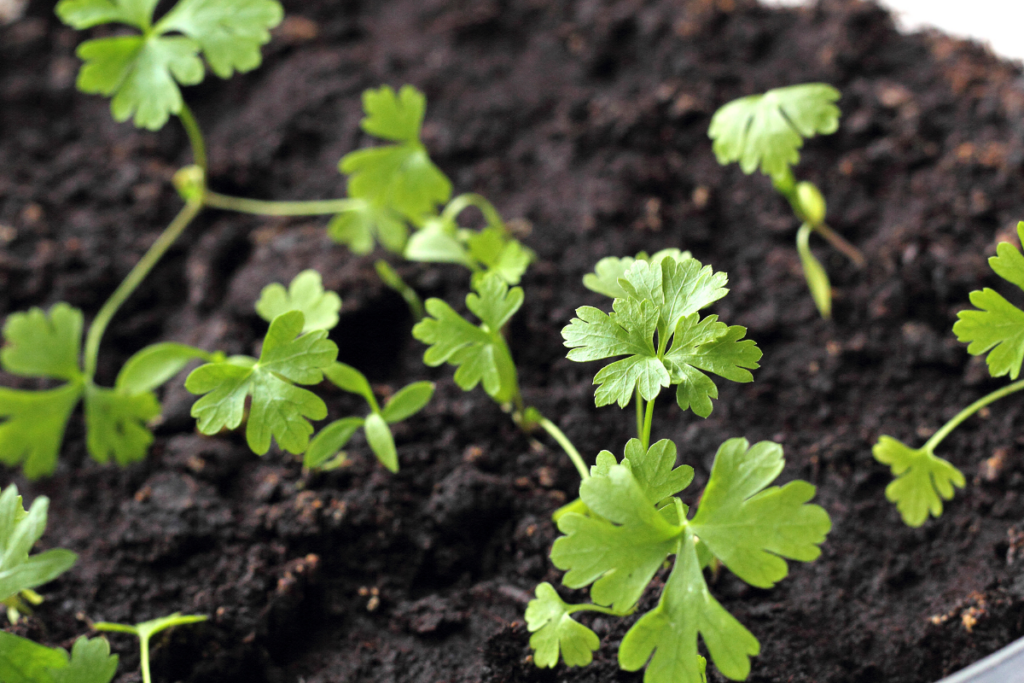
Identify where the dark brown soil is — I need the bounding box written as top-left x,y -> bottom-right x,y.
3,0 -> 1024,681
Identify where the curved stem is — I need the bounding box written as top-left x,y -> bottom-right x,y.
924,378 -> 1024,451
204,190 -> 357,217
812,222 -> 865,267
177,104 -> 207,174
641,395 -> 656,450
535,414 -> 589,480
442,193 -> 506,232
83,200 -> 204,379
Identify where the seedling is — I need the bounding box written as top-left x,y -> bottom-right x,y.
305,363 -> 434,472
709,83 -> 863,318
874,221 -> 1024,526
524,255 -> 831,683
93,613 -> 207,683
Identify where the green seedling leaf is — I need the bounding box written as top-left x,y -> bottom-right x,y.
0,485 -> 78,604
0,383 -> 83,480
56,0 -> 283,130
116,342 -> 215,394
84,385 -> 161,466
872,436 -> 965,527
381,381 -> 434,423
2,303 -> 83,381
404,221 -> 473,267
304,416 -> 363,469
618,258 -> 729,336
467,227 -> 534,285
954,223 -> 1024,379
664,314 -> 760,418
324,362 -> 375,405
621,438 -> 694,503
327,200 -> 407,255
525,583 -> 600,668
619,528 -> 754,683
186,311 -> 336,455
709,83 -> 841,179
413,274 -> 522,403
53,637 -> 119,683
340,85 -> 452,220
553,463 -> 683,612
796,223 -> 832,318
364,412 -> 397,472
255,270 -> 342,333
0,631 -> 70,683
583,249 -> 692,299
689,438 -> 831,587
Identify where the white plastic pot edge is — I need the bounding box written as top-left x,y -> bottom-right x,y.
937,634 -> 1024,683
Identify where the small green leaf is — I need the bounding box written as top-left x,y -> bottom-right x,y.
304,417 -> 363,469
619,258 -> 729,336
186,311 -> 336,455
525,583 -> 600,668
364,413 -> 397,472
327,200 -> 407,255
467,227 -> 533,285
404,223 -> 473,267
689,438 -> 831,588
2,303 -> 83,381
0,485 -> 77,604
796,223 -> 832,318
255,270 -> 342,333
709,82 -> 841,179
52,637 -> 119,683
323,362 -> 375,406
795,182 -> 826,226
0,383 -> 83,480
583,249 -> 692,299
56,0 -> 158,30
84,385 -> 161,467
0,631 -> 69,683
340,85 -> 452,220
381,381 -> 434,424
116,342 -> 214,395
872,436 -> 966,527
621,438 -> 694,503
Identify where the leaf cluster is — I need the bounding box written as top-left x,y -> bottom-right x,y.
1,304 -> 216,478
563,255 -> 761,415
527,438 -> 830,682
56,0 -> 284,130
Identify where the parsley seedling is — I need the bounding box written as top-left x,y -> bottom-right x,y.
873,220 -> 1024,526
525,255 -> 830,683
93,613 -> 207,683
709,83 -> 863,318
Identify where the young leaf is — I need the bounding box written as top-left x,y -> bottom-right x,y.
0,485 -> 78,604
115,342 -> 217,395
255,270 -> 342,333
619,528 -> 757,683
381,381 -> 434,423
466,227 -> 533,286
52,637 -> 119,683
327,201 -> 407,255
0,384 -> 83,480
621,438 -> 694,503
552,463 -> 683,612
583,249 -> 692,299
709,83 -> 841,179
525,583 -> 600,668
340,85 -> 452,220
56,0 -> 283,130
412,274 -> 522,403
2,303 -> 83,381
953,223 -> 1024,379
304,416 -> 363,469
363,412 -> 397,472
186,311 -> 337,455
84,385 -> 161,466
0,631 -> 69,683
872,436 -> 965,527
404,224 -> 474,267
796,223 -> 832,318
689,438 -> 831,588
324,362 -> 375,405
618,258 -> 729,336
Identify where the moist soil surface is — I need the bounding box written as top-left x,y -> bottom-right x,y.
3,0 -> 1024,681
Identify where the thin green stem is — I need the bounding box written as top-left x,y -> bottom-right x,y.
375,260 -> 425,322
177,104 -> 207,173
641,396 -> 656,450
83,200 -> 204,380
536,414 -> 589,480
203,190 -> 357,217
139,636 -> 153,683
635,390 -> 645,441
924,378 -> 1024,451
442,193 -> 506,232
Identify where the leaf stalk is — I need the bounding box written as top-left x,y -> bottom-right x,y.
924,378 -> 1024,452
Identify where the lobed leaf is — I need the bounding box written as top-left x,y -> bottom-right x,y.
255,270 -> 342,333
52,637 -> 119,683
0,383 -> 83,480
2,303 -> 83,381
467,227 -> 533,286
327,201 -> 407,255
0,631 -> 69,683
525,583 -> 600,669
619,258 -> 729,336
583,249 -> 691,299
872,436 -> 965,527
621,438 -> 694,504
84,386 -> 162,466
709,83 -> 841,179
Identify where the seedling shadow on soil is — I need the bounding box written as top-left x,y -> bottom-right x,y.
2,0 -> 1024,681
